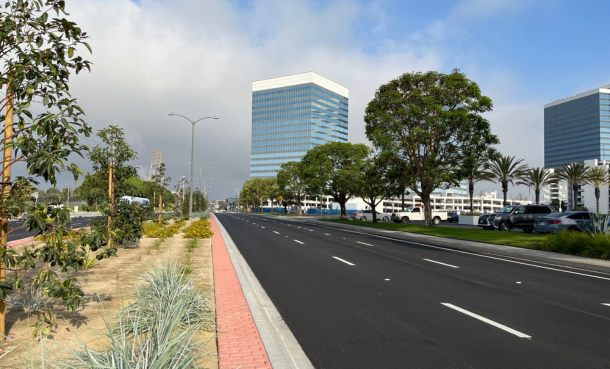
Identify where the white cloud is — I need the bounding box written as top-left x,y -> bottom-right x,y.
49,0 -> 547,200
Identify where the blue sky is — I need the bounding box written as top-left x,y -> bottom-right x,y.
59,0 -> 610,199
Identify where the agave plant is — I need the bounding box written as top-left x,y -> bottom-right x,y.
578,213 -> 610,236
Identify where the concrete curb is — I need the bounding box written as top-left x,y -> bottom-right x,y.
215,214 -> 315,369
301,219 -> 610,275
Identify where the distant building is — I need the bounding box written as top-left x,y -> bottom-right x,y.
544,84 -> 610,168
250,72 -> 349,178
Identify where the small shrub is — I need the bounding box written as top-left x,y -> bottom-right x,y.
539,231 -> 610,259
186,239 -> 198,253
143,221 -> 184,238
182,219 -> 213,239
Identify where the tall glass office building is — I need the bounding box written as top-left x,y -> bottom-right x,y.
545,84 -> 610,168
250,72 -> 349,178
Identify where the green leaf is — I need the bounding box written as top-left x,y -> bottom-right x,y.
68,47 -> 74,58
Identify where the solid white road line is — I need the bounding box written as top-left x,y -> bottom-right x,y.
356,241 -> 374,247
311,223 -> 610,281
424,259 -> 460,269
441,303 -> 531,339
333,256 -> 355,266
602,303 -> 610,307
273,231 -> 280,234
294,240 -> 304,244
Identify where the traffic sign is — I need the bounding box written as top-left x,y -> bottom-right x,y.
277,195 -> 283,202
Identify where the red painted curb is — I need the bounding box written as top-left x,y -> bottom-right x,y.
211,215 -> 272,369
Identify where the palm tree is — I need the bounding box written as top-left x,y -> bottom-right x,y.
585,166 -> 610,213
463,160 -> 495,212
553,162 -> 589,211
516,167 -> 556,205
489,155 -> 528,206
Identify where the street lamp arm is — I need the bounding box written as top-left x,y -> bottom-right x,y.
168,113 -> 218,125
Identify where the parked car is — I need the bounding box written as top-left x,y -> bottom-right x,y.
478,204 -> 555,232
446,212 -> 459,222
351,210 -> 391,222
392,206 -> 447,224
533,211 -> 593,233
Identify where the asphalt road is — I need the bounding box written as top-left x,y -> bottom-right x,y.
216,213 -> 610,369
7,216 -> 94,242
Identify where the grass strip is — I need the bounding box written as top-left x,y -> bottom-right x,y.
322,219 -> 546,249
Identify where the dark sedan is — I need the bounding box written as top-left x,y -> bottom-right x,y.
446,212 -> 459,222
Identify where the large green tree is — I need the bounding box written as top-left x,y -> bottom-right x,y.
585,166 -> 609,214
364,69 -> 499,226
301,142 -> 370,219
516,167 -> 556,205
489,155 -> 528,206
238,178 -> 276,212
353,153 -> 399,223
276,161 -> 307,216
0,0 -> 107,337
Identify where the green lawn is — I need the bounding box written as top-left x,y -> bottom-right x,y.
322,219 -> 546,249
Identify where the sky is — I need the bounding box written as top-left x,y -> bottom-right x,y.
45,0 -> 610,200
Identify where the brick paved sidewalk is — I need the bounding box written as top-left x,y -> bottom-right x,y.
211,215 -> 272,369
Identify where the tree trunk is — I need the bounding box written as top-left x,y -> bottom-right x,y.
370,197 -> 378,223
535,190 -> 540,205
572,182 -> 579,210
401,192 -> 405,211
502,181 -> 508,206
422,193 -> 433,227
469,181 -> 474,212
595,186 -> 600,214
338,194 -> 348,219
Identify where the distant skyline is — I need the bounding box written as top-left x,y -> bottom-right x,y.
27,0 -> 609,200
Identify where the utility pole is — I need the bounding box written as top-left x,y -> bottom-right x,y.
0,83 -> 13,337
67,185 -> 70,209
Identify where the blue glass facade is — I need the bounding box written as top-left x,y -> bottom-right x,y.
250,82 -> 348,178
544,92 -> 610,168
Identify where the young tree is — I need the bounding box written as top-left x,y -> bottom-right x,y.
151,163 -> 170,224
516,167 -> 556,205
0,0 -> 98,336
87,126 -> 139,246
553,162 -> 589,211
301,142 -> 370,219
585,166 -> 609,213
276,161 -> 307,216
364,69 -> 499,226
353,153 -> 398,223
489,155 -> 528,206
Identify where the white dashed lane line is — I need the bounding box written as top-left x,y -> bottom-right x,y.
333,256 -> 355,266
273,231 -> 280,234
356,241 -> 374,247
294,240 -> 304,244
441,303 -> 531,339
324,233 -> 331,236
424,259 -> 460,269
602,303 -> 610,307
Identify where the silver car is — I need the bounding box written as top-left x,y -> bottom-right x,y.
351,210 -> 391,222
533,211 -> 593,233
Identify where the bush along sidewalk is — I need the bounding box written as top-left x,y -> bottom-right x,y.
539,214 -> 610,260
5,261 -> 215,368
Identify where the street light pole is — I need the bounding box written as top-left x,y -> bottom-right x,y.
169,113 -> 218,220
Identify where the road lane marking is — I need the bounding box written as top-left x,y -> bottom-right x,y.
333,256 -> 355,266
311,223 -> 610,281
261,226 -> 265,228
309,230 -> 313,232
385,279 -> 390,281
294,240 -> 304,244
602,303 -> 610,307
424,259 -> 459,268
356,241 -> 374,247
273,231 -> 280,234
324,233 -> 331,236
441,303 -> 531,339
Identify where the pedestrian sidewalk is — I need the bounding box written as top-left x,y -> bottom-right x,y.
211,216 -> 272,369
302,219 -> 610,274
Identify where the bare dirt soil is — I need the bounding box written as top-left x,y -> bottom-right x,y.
0,224 -> 217,368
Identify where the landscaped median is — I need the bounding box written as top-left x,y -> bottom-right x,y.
321,219 -> 610,260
